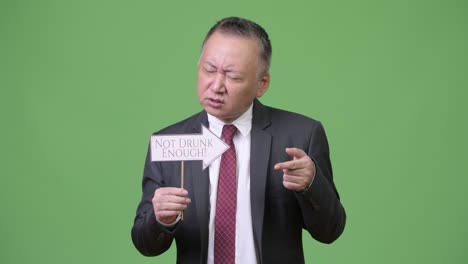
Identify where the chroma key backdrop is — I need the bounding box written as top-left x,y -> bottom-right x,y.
1,0 -> 467,263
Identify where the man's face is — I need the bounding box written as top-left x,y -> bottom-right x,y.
197,32 -> 269,123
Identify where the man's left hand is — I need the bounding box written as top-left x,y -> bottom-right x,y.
274,148 -> 316,192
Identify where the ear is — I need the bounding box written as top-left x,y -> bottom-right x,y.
256,73 -> 270,97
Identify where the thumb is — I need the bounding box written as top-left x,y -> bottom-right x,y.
285,147 -> 307,159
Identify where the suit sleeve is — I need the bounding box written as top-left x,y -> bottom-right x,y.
295,121 -> 346,244
131,144 -> 179,256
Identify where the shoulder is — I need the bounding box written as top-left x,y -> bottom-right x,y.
269,106 -> 319,124
257,102 -> 322,130
256,102 -> 329,153
151,111 -> 207,135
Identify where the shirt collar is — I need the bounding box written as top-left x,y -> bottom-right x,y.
207,103 -> 253,138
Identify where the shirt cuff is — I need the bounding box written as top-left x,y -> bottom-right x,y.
156,213 -> 182,228
299,175 -> 315,194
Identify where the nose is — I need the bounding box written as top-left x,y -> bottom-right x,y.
210,72 -> 226,94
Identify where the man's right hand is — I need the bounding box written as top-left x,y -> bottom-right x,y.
152,187 -> 191,225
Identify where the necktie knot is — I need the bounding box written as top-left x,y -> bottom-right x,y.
222,125 -> 237,145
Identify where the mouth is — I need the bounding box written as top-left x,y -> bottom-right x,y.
207,98 -> 224,108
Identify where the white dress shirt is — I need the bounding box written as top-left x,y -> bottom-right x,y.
207,104 -> 256,264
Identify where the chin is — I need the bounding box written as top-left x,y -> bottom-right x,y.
205,107 -> 222,117
204,108 -> 227,121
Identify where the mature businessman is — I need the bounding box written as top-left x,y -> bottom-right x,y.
132,17 -> 346,263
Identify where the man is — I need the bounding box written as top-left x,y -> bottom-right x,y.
132,17 -> 346,264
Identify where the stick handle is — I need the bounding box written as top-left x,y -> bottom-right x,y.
181,160 -> 184,189
181,161 -> 184,220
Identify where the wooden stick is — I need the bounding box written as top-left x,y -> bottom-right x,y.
181,160 -> 184,220
181,160 -> 185,189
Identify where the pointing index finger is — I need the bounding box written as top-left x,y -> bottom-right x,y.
274,148 -> 308,170
274,159 -> 306,170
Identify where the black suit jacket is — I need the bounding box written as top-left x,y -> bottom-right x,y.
132,100 -> 346,263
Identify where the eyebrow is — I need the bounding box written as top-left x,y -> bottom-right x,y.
203,61 -> 217,68
204,61 -> 243,75
224,68 -> 242,74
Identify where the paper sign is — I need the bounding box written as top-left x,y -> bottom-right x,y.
151,125 -> 229,170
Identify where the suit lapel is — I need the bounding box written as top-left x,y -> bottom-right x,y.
250,100 -> 271,263
190,159 -> 210,263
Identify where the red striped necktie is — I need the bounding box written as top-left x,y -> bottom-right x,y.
214,124 -> 238,264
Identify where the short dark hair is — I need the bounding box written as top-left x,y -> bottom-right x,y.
202,17 -> 272,75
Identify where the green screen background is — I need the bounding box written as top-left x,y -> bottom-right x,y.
1,0 -> 467,263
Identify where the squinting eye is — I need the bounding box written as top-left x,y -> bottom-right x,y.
228,76 -> 242,81
204,67 -> 216,73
